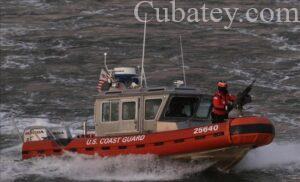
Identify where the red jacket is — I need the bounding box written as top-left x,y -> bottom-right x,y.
212,91 -> 237,115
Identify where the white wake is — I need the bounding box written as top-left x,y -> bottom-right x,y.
235,142 -> 300,171
0,149 -> 212,182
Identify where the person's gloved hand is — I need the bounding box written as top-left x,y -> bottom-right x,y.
226,102 -> 234,112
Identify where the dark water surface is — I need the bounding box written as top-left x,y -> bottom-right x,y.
1,0 -> 300,181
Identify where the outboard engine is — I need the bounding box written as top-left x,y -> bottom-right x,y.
23,126 -> 53,142
23,126 -> 72,146
49,127 -> 72,146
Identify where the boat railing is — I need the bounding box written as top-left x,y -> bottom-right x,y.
174,87 -> 197,91
104,90 -> 123,95
146,87 -> 167,92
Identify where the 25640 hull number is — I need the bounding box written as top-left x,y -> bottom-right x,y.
193,125 -> 219,135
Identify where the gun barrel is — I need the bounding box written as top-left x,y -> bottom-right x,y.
243,80 -> 256,95
234,79 -> 256,110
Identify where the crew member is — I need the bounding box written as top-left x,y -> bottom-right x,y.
211,81 -> 236,123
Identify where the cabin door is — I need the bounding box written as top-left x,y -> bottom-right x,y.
120,97 -> 140,132
142,96 -> 165,132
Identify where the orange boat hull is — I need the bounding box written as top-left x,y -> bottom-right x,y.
22,116 -> 275,168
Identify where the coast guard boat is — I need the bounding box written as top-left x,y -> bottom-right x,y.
21,67 -> 274,172
20,17 -> 274,172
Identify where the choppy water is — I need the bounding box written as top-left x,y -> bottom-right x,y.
1,0 -> 300,181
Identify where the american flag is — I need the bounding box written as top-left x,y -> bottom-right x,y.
97,69 -> 112,92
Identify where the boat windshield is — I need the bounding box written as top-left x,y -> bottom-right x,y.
164,96 -> 211,119
165,97 -> 199,117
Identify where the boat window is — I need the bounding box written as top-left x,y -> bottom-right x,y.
111,102 -> 119,121
145,99 -> 162,120
194,98 -> 212,118
102,102 -> 110,122
122,102 -> 136,120
165,97 -> 199,118
102,101 -> 119,122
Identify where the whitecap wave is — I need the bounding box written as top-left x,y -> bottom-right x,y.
1,55 -> 35,69
81,9 -> 105,15
0,113 -> 62,135
17,0 -> 51,10
235,143 -> 300,171
47,73 -> 86,86
275,0 -> 300,4
224,68 -> 299,92
0,37 -> 37,51
237,29 -> 300,52
51,40 -> 70,51
0,24 -> 42,37
278,43 -> 300,52
37,54 -> 68,61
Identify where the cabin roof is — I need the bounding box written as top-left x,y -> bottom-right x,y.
94,87 -> 211,99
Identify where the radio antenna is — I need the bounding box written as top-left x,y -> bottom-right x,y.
104,52 -> 109,71
140,13 -> 148,88
179,35 -> 187,87
12,117 -> 23,143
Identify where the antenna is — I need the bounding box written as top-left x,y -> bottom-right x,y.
140,13 -> 148,88
104,52 -> 109,71
12,117 -> 23,143
180,35 -> 187,87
